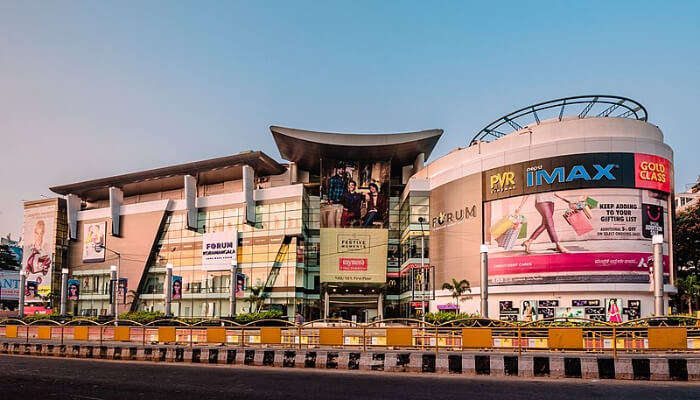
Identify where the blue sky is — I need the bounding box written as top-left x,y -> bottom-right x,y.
1,1 -> 698,237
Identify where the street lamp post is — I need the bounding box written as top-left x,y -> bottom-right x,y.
480,244 -> 489,318
418,217 -> 426,326
18,271 -> 26,317
652,234 -> 665,316
229,259 -> 237,317
59,268 -> 69,316
165,263 -> 173,317
109,265 -> 118,318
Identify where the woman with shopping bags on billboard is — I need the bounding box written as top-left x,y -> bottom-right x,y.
522,192 -> 576,254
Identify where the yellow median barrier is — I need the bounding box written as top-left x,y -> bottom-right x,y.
319,328 -> 344,346
158,327 -> 177,343
114,326 -> 131,342
73,326 -> 89,341
548,328 -> 583,350
5,325 -> 18,339
386,328 -> 413,347
37,326 -> 52,340
648,327 -> 686,350
206,327 -> 226,343
461,328 -> 492,349
260,327 -> 281,344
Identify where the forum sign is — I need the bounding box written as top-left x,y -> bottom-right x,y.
202,230 -> 238,269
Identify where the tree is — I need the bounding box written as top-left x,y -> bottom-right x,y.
441,279 -> 471,312
673,202 -> 700,314
247,286 -> 264,313
0,244 -> 21,270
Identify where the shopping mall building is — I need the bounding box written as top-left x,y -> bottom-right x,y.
20,96 -> 675,322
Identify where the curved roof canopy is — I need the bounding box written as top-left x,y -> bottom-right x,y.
50,151 -> 284,202
270,126 -> 443,172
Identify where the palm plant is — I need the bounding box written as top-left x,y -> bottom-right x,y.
441,279 -> 471,312
676,275 -> 700,314
247,286 -> 264,313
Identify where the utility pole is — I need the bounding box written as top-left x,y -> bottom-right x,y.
110,265 -> 118,318
229,259 -> 237,317
18,271 -> 26,317
652,234 -> 665,315
165,263 -> 173,317
480,244 -> 489,318
418,217 -> 426,326
59,268 -> 68,316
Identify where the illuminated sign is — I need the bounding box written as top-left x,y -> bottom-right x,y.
634,153 -> 670,193
526,164 -> 617,186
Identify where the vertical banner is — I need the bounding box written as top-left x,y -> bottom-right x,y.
21,202 -> 58,299
235,273 -> 246,298
67,279 -> 80,300
82,221 -> 106,262
172,276 -> 182,300
202,230 -> 238,268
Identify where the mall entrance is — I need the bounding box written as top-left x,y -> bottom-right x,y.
323,285 -> 384,323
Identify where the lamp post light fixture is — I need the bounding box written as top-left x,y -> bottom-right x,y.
60,268 -> 69,316
652,234 -> 665,316
110,265 -> 118,319
417,217 -> 427,326
229,258 -> 237,317
480,244 -> 489,318
18,270 -> 26,318
165,263 -> 173,317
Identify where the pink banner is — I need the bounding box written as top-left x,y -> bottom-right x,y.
339,258 -> 368,271
489,252 -> 669,275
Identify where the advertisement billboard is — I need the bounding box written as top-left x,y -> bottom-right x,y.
172,276 -> 182,300
202,230 -> 238,269
483,152 -> 671,203
67,279 -> 80,301
0,272 -> 20,300
82,221 -> 106,262
320,228 -> 388,283
485,187 -> 669,285
21,202 -> 58,298
320,159 -> 391,229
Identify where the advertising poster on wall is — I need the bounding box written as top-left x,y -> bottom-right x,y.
82,221 -> 106,262
172,276 -> 182,300
521,300 -> 537,321
67,279 -> 80,300
320,159 -> 391,229
202,230 -> 238,269
484,187 -> 669,285
320,228 -> 388,283
21,202 -> 58,298
236,273 -> 246,298
605,298 -> 623,323
0,272 -> 20,300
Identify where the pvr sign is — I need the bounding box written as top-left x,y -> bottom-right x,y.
635,153 -> 670,193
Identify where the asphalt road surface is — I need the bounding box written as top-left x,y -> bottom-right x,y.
1,354 -> 698,400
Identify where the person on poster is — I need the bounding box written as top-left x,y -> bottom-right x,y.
607,299 -> 622,323
67,280 -> 80,301
341,180 -> 363,227
172,277 -> 182,300
24,220 -> 51,284
522,301 -> 535,322
362,183 -> 387,227
235,274 -> 245,298
522,193 -> 575,254
117,279 -> 127,304
25,282 -> 39,301
327,164 -> 348,204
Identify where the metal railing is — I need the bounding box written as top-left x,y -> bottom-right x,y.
2,317 -> 699,357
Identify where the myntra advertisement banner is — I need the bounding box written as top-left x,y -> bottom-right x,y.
483,152 -> 671,202
320,228 -> 387,283
484,188 -> 669,285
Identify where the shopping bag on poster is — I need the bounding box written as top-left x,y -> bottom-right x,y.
491,216 -> 514,239
564,210 -> 593,236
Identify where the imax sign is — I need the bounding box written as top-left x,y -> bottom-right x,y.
526,164 -> 618,187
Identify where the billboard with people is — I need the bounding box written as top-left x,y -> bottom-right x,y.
21,202 -> 58,299
484,187 -> 669,285
320,159 -> 390,229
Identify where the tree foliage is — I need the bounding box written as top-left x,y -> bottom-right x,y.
673,202 -> 700,313
0,244 -> 21,270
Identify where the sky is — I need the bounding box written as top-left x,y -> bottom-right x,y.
1,1 -> 698,238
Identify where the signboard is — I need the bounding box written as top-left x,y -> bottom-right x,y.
485,187 -> 669,285
202,230 -> 238,269
429,173 -> 483,286
172,276 -> 182,300
483,152 -> 671,202
320,228 -> 387,283
0,272 -> 20,300
67,279 -> 80,301
21,202 -> 58,298
82,221 -> 106,262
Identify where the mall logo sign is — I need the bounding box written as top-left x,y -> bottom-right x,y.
490,171 -> 516,194
432,204 -> 477,230
337,234 -> 370,254
526,163 -> 618,187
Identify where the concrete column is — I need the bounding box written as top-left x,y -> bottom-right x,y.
324,291 -> 329,319
652,234 -> 664,315
413,152 -> 425,173
66,194 -> 81,240
550,356 -> 565,378
108,187 -> 123,236
377,293 -> 383,320
480,244 -> 489,318
581,357 -> 599,379
229,260 -> 237,317
462,354 -> 476,375
110,266 -> 118,317
165,264 -> 173,317
650,358 -> 670,381
614,358 -> 633,380
18,271 -> 26,317
289,162 -> 298,184
59,268 -> 68,315
490,355 -> 504,376
243,165 -> 255,225
184,175 -> 197,230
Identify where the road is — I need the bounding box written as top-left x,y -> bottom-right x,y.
0,354 -> 698,400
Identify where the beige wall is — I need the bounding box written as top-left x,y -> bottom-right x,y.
429,173 -> 483,287
69,210 -> 167,313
